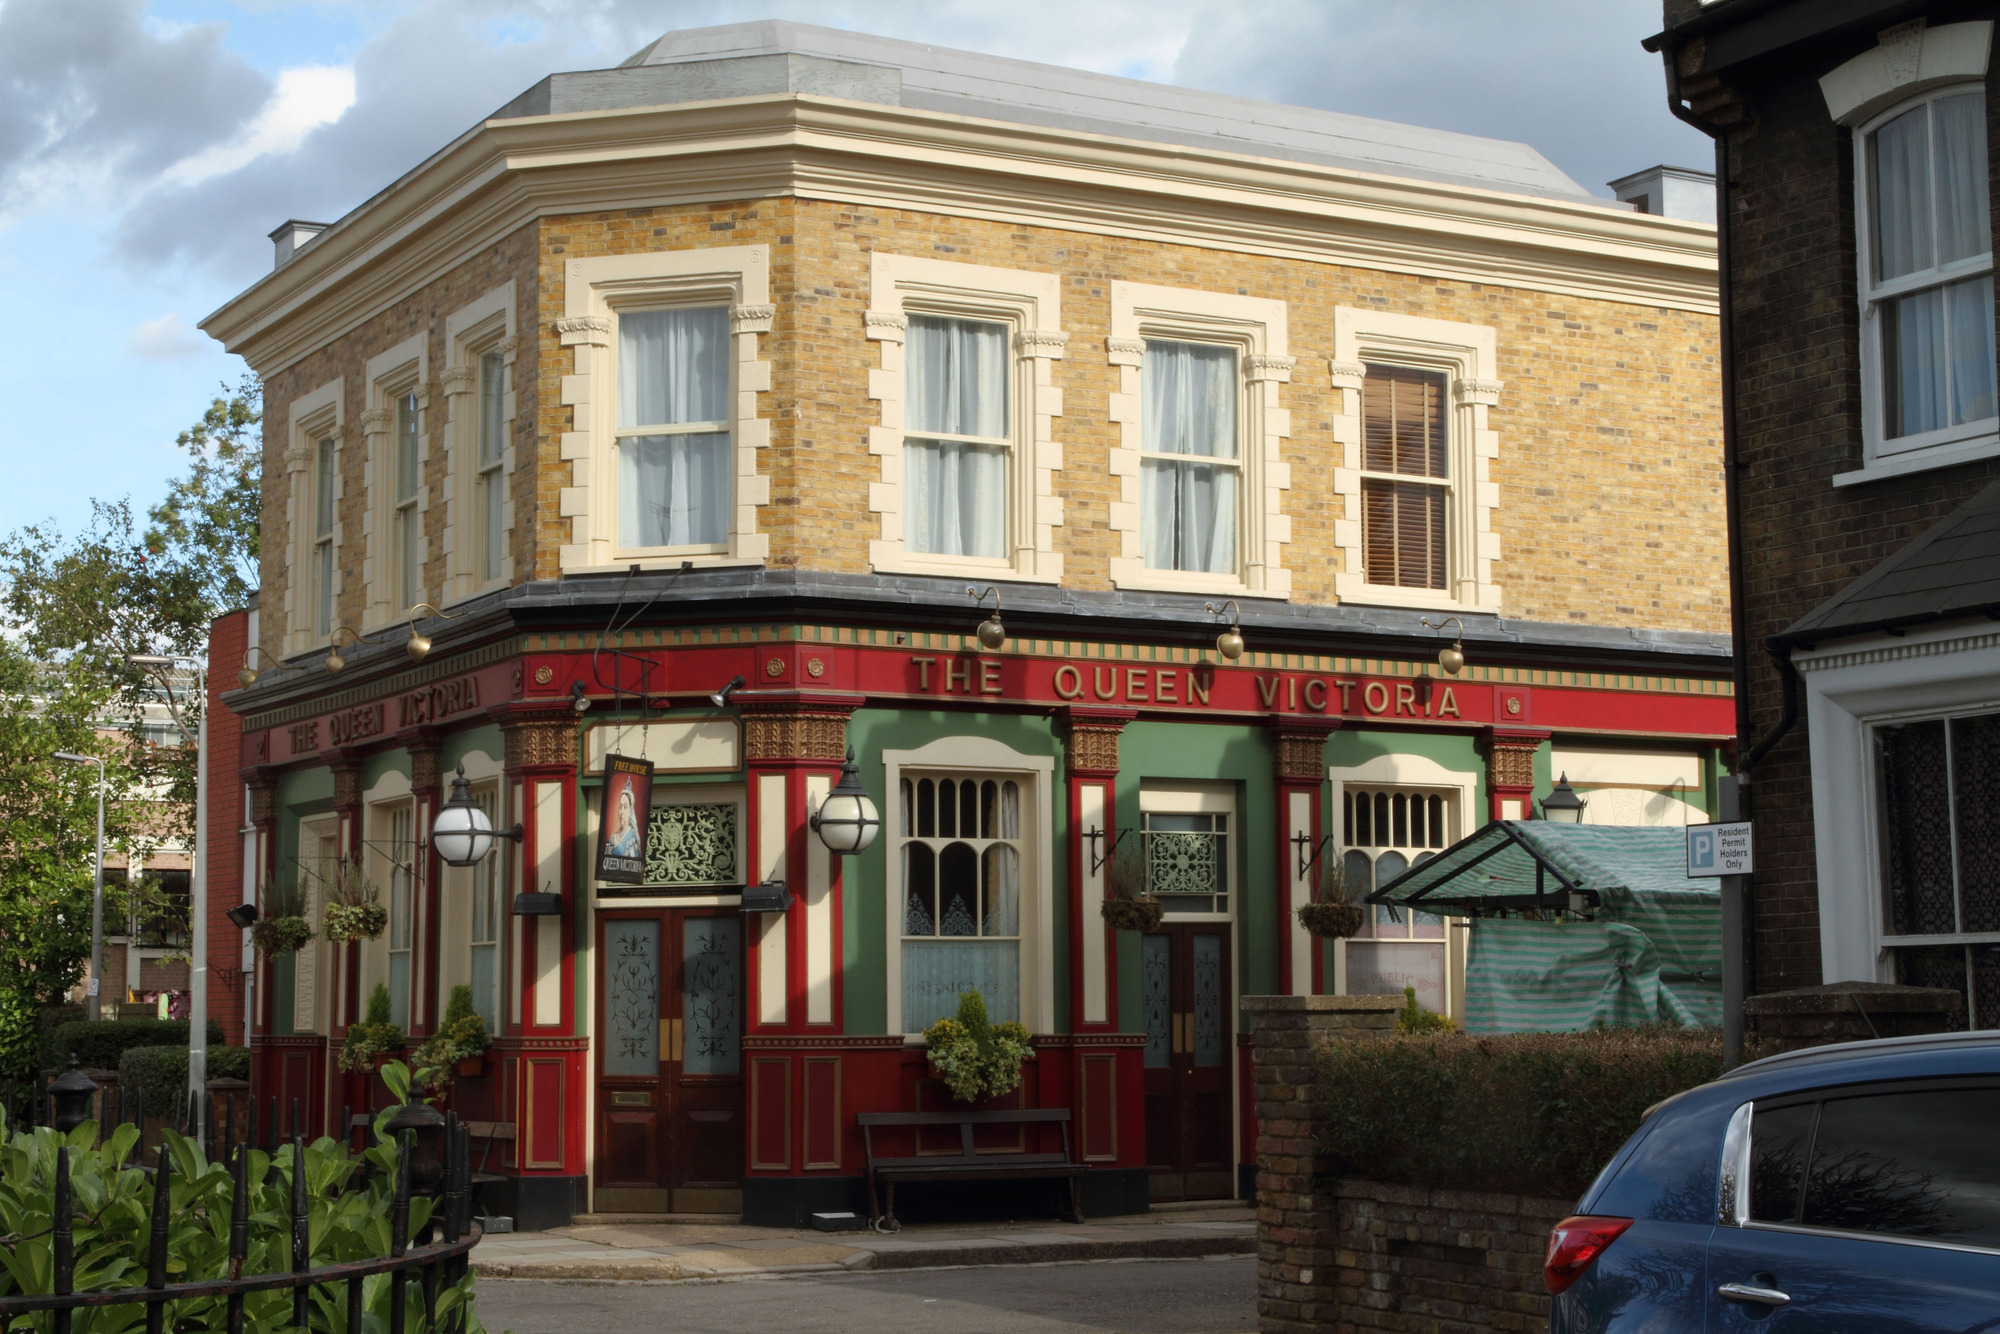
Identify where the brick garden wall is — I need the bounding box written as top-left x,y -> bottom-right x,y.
1246,996 -> 1571,1334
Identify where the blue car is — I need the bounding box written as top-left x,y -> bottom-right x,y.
1548,1032 -> 2000,1332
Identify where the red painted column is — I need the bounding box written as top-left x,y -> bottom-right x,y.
1270,721 -> 1338,997
1484,729 -> 1549,821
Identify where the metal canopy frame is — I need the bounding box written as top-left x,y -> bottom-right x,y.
1366,820 -> 1598,917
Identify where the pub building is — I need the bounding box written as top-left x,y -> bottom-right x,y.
203,23 -> 1731,1228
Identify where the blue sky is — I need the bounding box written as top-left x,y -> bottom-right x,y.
0,0 -> 1707,545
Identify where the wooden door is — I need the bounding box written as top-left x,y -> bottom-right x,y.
594,910 -> 744,1213
1141,922 -> 1233,1201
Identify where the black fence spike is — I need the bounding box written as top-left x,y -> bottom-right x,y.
227,1142 -> 250,1334
390,1128 -> 412,1334
345,1274 -> 363,1334
52,1146 -> 72,1334
290,1127 -> 309,1329
146,1144 -> 172,1334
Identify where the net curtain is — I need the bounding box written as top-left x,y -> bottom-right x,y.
905,315 -> 1010,559
617,307 -> 731,548
1141,340 -> 1238,573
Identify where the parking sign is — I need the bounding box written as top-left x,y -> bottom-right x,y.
1687,820 -> 1753,877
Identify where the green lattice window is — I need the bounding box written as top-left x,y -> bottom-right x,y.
643,803 -> 740,888
1144,811 -> 1229,915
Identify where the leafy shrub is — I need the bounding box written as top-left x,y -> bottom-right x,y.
1316,1026 -> 1724,1201
0,993 -> 48,1081
34,1003 -> 83,1073
923,990 -> 1031,1103
53,1019 -> 226,1072
115,1046 -> 252,1117
339,985 -> 406,1073
411,986 -> 489,1093
0,1065 -> 484,1330
1395,985 -> 1457,1035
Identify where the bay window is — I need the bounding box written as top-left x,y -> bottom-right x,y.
616,306 -> 731,551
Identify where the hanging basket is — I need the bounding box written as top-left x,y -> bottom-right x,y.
252,915 -> 314,957
1297,902 -> 1365,939
323,902 -> 388,944
1101,897 -> 1165,933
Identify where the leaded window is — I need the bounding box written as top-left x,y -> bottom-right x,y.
1339,785 -> 1454,1013
898,774 -> 1022,1032
642,802 -> 740,888
1876,709 -> 1999,1028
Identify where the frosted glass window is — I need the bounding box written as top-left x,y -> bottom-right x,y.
603,919 -> 661,1077
683,917 -> 740,1076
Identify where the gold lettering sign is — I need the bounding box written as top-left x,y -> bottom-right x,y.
397,676 -> 482,729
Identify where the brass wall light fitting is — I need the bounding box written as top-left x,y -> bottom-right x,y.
403,601 -> 468,664
237,645 -> 276,689
1204,600 -> 1245,661
967,586 -> 1006,651
1419,616 -> 1467,676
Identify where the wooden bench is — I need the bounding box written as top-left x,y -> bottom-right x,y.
857,1108 -> 1084,1231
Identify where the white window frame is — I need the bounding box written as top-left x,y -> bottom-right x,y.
441,283 -> 518,603
361,770 -> 417,1031
283,379 -> 343,657
1795,619 -> 2000,986
1821,19 -> 1995,485
865,253 -> 1066,582
1107,282 -> 1292,598
362,335 -> 428,630
1138,782 -> 1236,923
1329,308 -> 1500,612
1327,753 -> 1476,1014
293,815 -> 341,1036
436,748 -> 505,1032
558,247 -> 773,573
881,736 -> 1054,1039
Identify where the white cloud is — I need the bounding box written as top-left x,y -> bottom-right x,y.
127,313 -> 211,361
162,64 -> 356,189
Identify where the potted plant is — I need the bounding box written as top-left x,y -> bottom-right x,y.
922,989 -> 1032,1103
1297,856 -> 1367,939
338,983 -> 408,1073
412,984 -> 490,1092
321,858 -> 388,943
1098,836 -> 1163,933
251,879 -> 315,957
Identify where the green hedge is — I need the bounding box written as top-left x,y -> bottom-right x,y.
53,1019 -> 226,1072
1316,1027 -> 1725,1201
35,1005 -> 83,1074
115,1045 -> 250,1118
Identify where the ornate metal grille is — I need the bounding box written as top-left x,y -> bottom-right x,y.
644,803 -> 739,887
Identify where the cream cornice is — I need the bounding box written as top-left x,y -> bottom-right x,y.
202,94 -> 1718,374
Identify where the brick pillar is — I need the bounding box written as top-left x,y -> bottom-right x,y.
1242,994 -> 1399,1334
1746,981 -> 1963,1056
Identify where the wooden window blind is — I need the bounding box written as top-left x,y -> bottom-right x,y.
1360,364 -> 1448,590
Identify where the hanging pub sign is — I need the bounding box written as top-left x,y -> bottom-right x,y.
595,754 -> 654,885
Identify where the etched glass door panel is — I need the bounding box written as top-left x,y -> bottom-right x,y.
1191,933 -> 1223,1068
670,911 -> 746,1211
682,917 -> 740,1076
596,914 -> 666,1204
604,920 -> 662,1076
1142,934 -> 1171,1069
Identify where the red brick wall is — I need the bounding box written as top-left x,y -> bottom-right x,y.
206,608 -> 249,1045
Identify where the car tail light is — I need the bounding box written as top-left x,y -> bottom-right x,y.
1544,1215 -> 1633,1294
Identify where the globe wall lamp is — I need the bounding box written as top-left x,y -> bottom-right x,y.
429,764 -> 525,867
1419,616 -> 1466,676
810,746 -> 881,855
1204,601 -> 1245,661
1540,773 -> 1587,824
967,586 -> 1006,651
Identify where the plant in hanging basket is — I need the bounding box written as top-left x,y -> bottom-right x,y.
320,857 -> 388,942
1297,855 -> 1366,938
923,989 -> 1032,1103
339,983 -> 408,1073
251,877 -> 315,955
1097,833 -> 1164,932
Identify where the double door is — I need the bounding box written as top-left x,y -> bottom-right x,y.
595,908 -> 744,1213
1142,922 -> 1233,1201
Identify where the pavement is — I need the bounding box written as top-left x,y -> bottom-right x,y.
471,1202 -> 1255,1282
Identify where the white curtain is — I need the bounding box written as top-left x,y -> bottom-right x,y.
1872,104 -> 1933,282
1141,340 -> 1238,572
906,316 -> 1009,557
1948,276 -> 1997,425
618,308 -> 730,548
1935,92 -> 1988,267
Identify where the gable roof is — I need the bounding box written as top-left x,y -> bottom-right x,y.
610,21 -> 1599,203
1781,479 -> 2000,646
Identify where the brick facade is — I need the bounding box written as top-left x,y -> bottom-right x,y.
1660,1 -> 2000,991
1244,995 -> 1570,1334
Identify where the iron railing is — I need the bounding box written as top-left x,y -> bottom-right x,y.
0,1109 -> 481,1333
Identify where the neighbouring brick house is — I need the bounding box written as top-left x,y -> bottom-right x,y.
201,21 -> 1729,1229
1648,4 -> 2000,1021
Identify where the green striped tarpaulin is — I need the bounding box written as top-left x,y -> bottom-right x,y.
1371,823 -> 1720,1034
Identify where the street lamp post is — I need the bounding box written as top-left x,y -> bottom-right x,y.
52,752 -> 107,1022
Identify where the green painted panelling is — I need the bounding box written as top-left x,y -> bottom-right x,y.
443,724 -> 504,774
361,748 -> 410,791
841,708 -> 1063,1037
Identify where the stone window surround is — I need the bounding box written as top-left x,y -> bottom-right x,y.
282,378 -> 344,657
440,283 -> 519,605
880,735 -> 1056,1039
1794,619 -> 2000,984
1328,307 -> 1502,613
864,252 -> 1067,583
361,334 -> 430,632
1106,281 -> 1294,599
1822,20 -> 1996,486
558,246 -> 774,574
1324,752 -> 1476,1002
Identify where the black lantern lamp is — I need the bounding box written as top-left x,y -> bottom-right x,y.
225,902 -> 259,931
49,1056 -> 98,1134
384,1098 -> 448,1197
810,746 -> 881,855
1203,600 -> 1245,661
967,586 -> 1006,651
1541,773 -> 1587,824
431,764 -> 526,868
